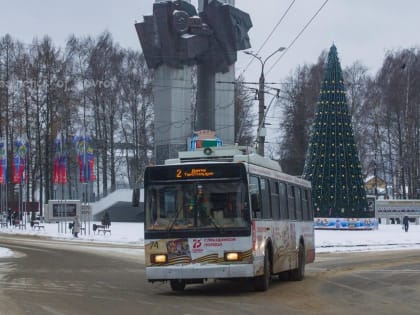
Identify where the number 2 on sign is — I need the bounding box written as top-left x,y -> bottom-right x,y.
176,169 -> 182,178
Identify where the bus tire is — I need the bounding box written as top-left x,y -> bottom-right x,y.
278,271 -> 291,281
290,242 -> 305,281
253,247 -> 271,291
170,279 -> 186,291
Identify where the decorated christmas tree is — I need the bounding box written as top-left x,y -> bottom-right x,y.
303,45 -> 369,218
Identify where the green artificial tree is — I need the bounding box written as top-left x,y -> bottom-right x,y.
303,45 -> 369,218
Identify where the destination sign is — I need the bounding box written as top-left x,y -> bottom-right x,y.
146,164 -> 244,181
176,168 -> 214,178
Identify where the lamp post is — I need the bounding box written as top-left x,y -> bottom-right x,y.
244,47 -> 286,156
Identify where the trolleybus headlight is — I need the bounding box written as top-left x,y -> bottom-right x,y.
224,252 -> 241,261
151,254 -> 168,264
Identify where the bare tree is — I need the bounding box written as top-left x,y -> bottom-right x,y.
375,49 -> 418,197
343,61 -> 370,156
0,35 -> 16,206
119,49 -> 153,188
234,76 -> 256,147
87,32 -> 124,195
277,54 -> 324,175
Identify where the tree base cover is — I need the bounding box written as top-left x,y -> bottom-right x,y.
314,217 -> 378,230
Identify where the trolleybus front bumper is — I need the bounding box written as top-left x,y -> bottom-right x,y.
146,263 -> 255,281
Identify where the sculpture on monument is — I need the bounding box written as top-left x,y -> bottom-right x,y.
135,0 -> 252,73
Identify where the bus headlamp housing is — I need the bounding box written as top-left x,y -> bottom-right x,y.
224,252 -> 241,262
151,254 -> 168,264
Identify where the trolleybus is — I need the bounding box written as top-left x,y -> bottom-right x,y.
143,145 -> 315,291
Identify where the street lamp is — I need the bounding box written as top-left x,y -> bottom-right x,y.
244,47 -> 286,156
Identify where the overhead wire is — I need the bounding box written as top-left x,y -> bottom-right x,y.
239,0 -> 296,78
267,0 -> 329,76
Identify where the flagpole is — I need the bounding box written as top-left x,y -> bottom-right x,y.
23,140 -> 26,228
62,132 -> 67,234
0,140 -> 2,215
82,96 -> 87,235
4,131 -> 8,227
54,132 -> 68,234
84,130 -> 88,235
0,139 -> 5,217
4,138 -> 8,226
18,138 -> 22,229
0,147 -> 3,219
54,185 -> 58,233
24,139 -> 28,227
54,134 -> 59,233
59,132 -> 63,234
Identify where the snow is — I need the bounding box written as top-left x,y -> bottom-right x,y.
316,224 -> 420,253
1,222 -> 420,258
91,189 -> 138,215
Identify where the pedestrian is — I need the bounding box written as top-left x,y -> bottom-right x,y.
102,211 -> 111,229
73,215 -> 81,237
403,215 -> 409,232
12,211 -> 19,226
7,209 -> 11,225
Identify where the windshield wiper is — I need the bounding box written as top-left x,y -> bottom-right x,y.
208,215 -> 223,233
199,211 -> 223,233
168,206 -> 183,232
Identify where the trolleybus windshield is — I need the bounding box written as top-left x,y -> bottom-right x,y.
144,164 -> 249,231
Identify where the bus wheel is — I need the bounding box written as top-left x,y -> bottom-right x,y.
254,248 -> 271,291
290,243 -> 305,281
170,279 -> 186,291
278,271 -> 291,281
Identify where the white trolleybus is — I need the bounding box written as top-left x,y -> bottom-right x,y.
143,145 -> 315,291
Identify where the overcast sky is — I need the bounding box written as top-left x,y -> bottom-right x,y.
1,0 -> 420,84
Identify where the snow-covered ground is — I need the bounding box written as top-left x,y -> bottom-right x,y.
1,222 -> 420,258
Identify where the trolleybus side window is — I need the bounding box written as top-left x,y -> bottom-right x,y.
279,182 -> 288,219
260,178 -> 272,219
307,190 -> 314,220
295,186 -> 303,221
302,189 -> 310,220
249,175 -> 261,218
270,180 -> 280,220
288,184 -> 296,220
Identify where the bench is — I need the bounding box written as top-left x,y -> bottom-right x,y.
33,224 -> 45,231
31,221 -> 43,229
93,224 -> 111,235
97,228 -> 111,235
18,223 -> 26,230
0,222 -> 8,228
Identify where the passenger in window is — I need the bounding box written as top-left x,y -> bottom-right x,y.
196,184 -> 211,225
224,193 -> 236,218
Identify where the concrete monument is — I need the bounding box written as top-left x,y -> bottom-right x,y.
135,0 -> 252,164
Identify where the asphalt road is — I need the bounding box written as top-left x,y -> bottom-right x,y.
1,234 -> 420,315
